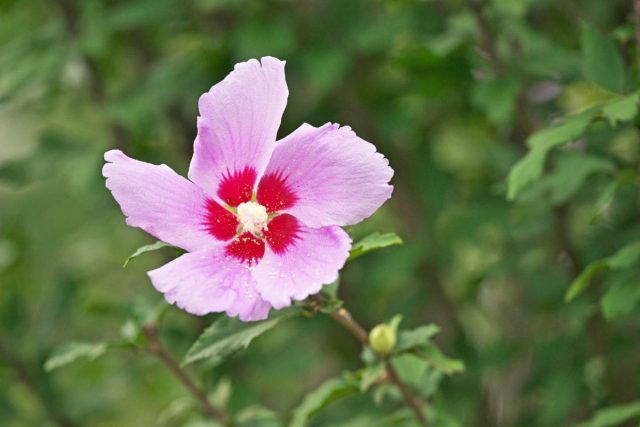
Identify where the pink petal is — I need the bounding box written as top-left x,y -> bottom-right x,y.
103,150 -> 220,252
261,123 -> 393,228
148,247 -> 271,321
252,224 -> 351,309
189,57 -> 288,200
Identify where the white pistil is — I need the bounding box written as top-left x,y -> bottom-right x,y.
237,201 -> 268,234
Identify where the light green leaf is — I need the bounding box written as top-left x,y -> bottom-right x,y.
507,108 -> 597,200
349,232 -> 403,261
394,324 -> 441,354
236,405 -> 282,427
183,309 -> 301,365
288,376 -> 359,427
581,22 -> 627,93
44,341 -> 108,372
209,378 -> 232,409
156,397 -> 195,426
123,241 -> 171,267
576,401 -> 640,427
601,93 -> 639,125
414,345 -> 465,375
565,242 -> 640,302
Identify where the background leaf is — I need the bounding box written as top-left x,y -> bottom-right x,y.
44,341 -> 108,372
580,22 -> 627,93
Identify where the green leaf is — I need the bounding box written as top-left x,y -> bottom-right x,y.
44,341 -> 108,372
581,22 -> 627,93
601,277 -> 640,320
540,153 -> 614,205
589,171 -> 637,223
236,405 -> 282,427
565,242 -> 640,301
123,241 -> 171,267
471,76 -> 521,126
507,108 -> 598,200
288,376 -> 359,427
349,232 -> 403,261
317,297 -> 344,314
183,309 -> 301,365
359,363 -> 384,392
414,345 -> 465,375
392,325 -> 463,375
577,400 -> 640,427
601,93 -> 639,125
394,324 -> 440,354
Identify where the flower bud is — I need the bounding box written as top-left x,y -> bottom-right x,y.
369,324 -> 396,355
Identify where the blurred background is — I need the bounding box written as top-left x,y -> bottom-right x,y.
2,0 -> 640,426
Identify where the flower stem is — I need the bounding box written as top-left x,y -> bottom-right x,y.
142,325 -> 231,426
325,307 -> 430,426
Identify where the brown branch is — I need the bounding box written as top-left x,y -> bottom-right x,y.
384,359 -> 430,426
326,308 -> 369,345
142,326 -> 231,426
325,307 -> 429,426
0,336 -> 79,427
466,0 -> 506,73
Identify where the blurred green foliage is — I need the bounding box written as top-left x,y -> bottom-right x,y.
2,0 -> 640,426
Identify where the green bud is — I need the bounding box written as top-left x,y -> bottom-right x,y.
369,324 -> 396,355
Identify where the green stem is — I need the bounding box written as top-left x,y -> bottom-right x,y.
324,306 -> 430,426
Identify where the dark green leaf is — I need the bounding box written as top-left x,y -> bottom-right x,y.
288,376 -> 359,427
471,76 -> 521,126
183,309 -> 301,365
565,242 -> 640,301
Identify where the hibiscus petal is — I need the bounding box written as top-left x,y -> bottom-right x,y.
148,247 -> 271,321
261,123 -> 393,227
189,57 -> 288,202
103,150 -> 222,252
252,223 -> 351,309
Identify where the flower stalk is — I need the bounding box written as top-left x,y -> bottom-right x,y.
142,325 -> 231,426
325,306 -> 430,426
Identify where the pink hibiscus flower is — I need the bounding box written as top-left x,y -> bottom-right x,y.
103,57 -> 393,321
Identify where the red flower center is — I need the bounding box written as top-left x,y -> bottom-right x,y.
204,166 -> 300,264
